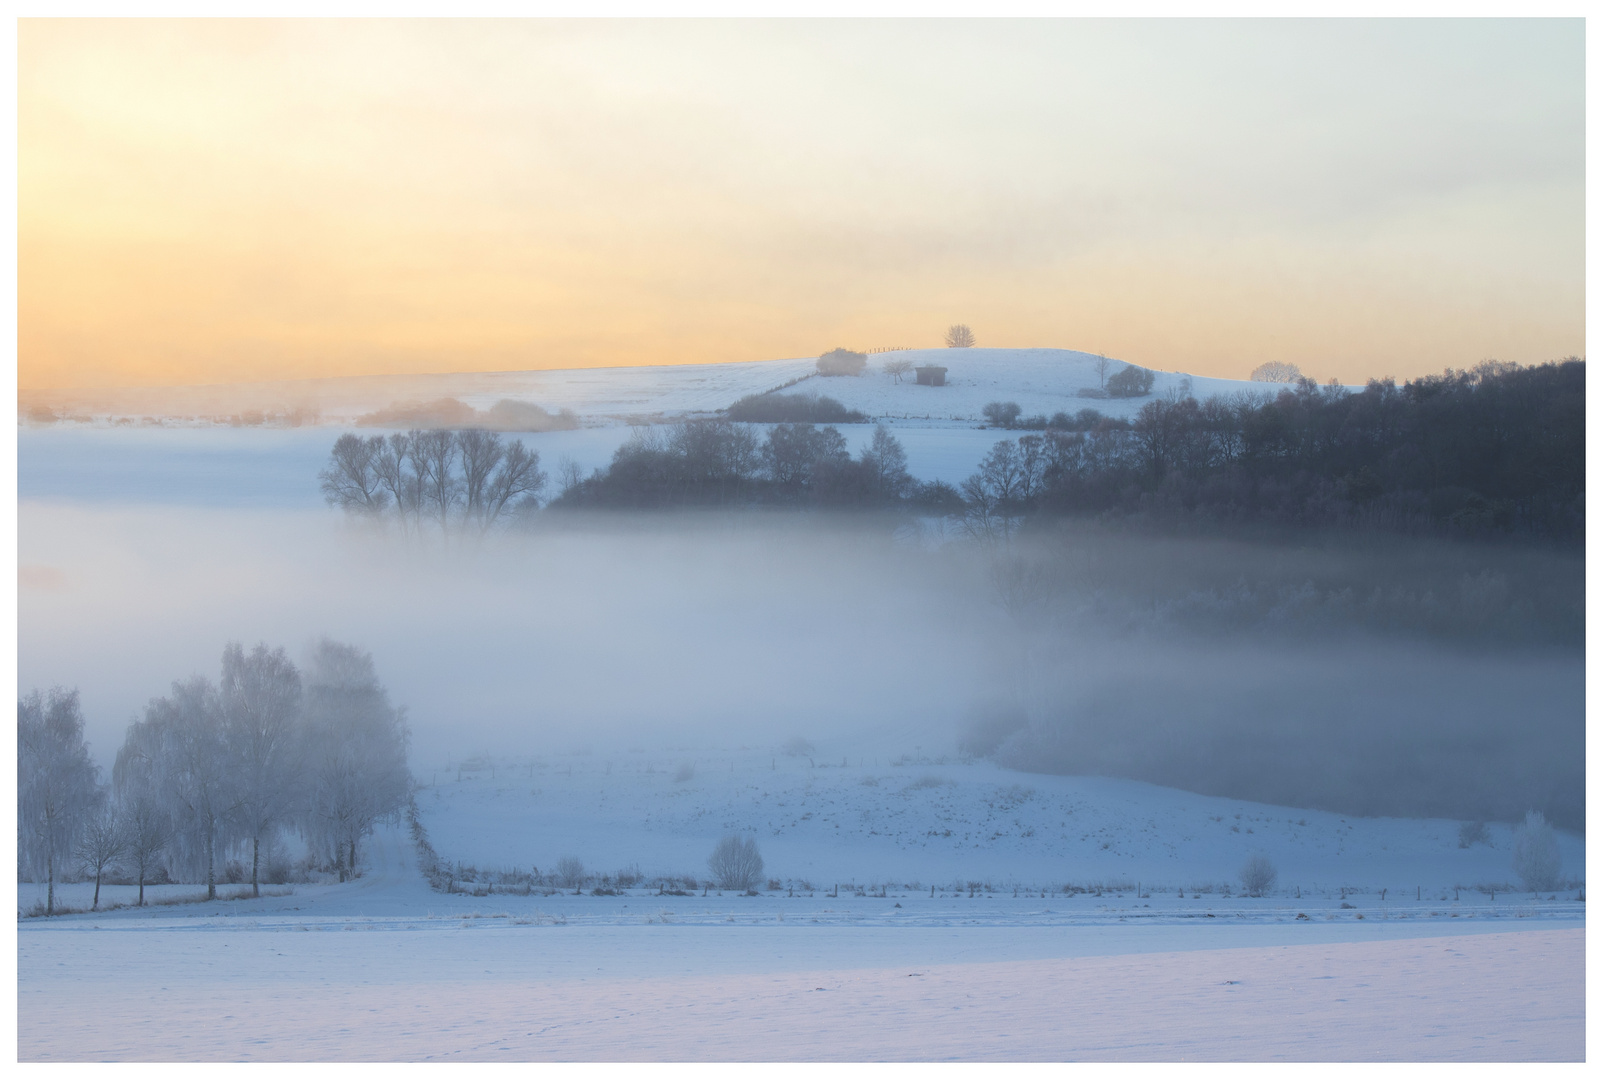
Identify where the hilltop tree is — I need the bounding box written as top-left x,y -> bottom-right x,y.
944,324 -> 976,348
884,358 -> 915,383
1106,364 -> 1156,398
1250,361 -> 1304,383
817,348 -> 868,376
19,688 -> 102,915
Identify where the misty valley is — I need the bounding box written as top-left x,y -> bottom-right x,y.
18,352 -> 1585,1061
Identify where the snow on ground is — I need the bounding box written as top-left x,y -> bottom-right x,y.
18,826 -> 1585,1061
19,348 -> 1311,508
417,746 -> 1585,895
787,347 -> 1289,423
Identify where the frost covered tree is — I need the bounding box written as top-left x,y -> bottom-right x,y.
19,688 -> 102,915
1511,810 -> 1562,892
301,640 -> 412,881
708,835 -> 764,891
117,790 -> 175,906
1239,853 -> 1277,897
121,677 -> 237,900
944,324 -> 976,348
883,358 -> 914,383
74,803 -> 127,910
556,855 -> 586,891
222,642 -> 303,897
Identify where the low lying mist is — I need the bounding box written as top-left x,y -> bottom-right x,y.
19,502 -> 1583,830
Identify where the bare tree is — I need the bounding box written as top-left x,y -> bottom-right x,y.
222,642 -> 303,897
1239,853 -> 1277,897
318,434 -> 390,516
1094,354 -> 1111,389
708,834 -> 764,891
74,803 -> 127,910
412,429 -> 460,535
944,324 -> 976,348
19,688 -> 102,915
470,436 -> 546,532
372,433 -> 423,535
884,358 -> 915,383
1250,360 -> 1303,383
556,855 -> 586,891
118,791 -> 174,906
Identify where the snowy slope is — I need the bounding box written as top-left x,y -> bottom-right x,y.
24,348 -> 1294,427
779,348 -> 1291,423
414,746 -> 1584,895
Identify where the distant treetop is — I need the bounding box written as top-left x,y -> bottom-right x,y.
816,348 -> 868,377
944,324 -> 976,348
1250,361 -> 1304,383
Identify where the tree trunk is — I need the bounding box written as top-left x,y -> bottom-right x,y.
138,866 -> 145,907
93,869 -> 102,910
252,835 -> 261,898
46,848 -> 55,916
349,837 -> 358,878
206,821 -> 217,901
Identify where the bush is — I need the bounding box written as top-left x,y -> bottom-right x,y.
726,393 -> 866,424
673,761 -> 695,783
1458,820 -> 1490,848
1106,364 -> 1156,398
708,835 -> 764,891
1239,853 -> 1277,896
982,402 -> 1022,428
817,348 -> 868,377
781,737 -> 815,757
556,855 -> 586,891
1511,810 -> 1562,892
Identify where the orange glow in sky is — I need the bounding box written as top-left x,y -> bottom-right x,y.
20,19 -> 1583,390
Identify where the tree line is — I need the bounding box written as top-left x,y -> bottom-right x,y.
317,359 -> 1582,541
960,360 -> 1583,543
319,429 -> 547,536
18,640 -> 411,915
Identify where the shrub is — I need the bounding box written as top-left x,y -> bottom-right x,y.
1511,810 -> 1562,892
981,402 -> 1022,428
726,393 -> 866,424
1458,820 -> 1490,848
708,835 -> 764,891
1106,364 -> 1156,398
817,348 -> 868,377
673,761 -> 695,783
556,855 -> 586,891
781,737 -> 815,757
1239,853 -> 1277,896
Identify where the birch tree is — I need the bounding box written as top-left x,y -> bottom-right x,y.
19,688 -> 101,915
222,642 -> 303,897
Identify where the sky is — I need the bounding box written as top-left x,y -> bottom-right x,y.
19,18 -> 1584,391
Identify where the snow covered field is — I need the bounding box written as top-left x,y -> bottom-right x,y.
18,826 -> 1585,1061
415,748 -> 1586,895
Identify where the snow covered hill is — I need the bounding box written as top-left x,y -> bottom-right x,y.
781,347 -> 1284,423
